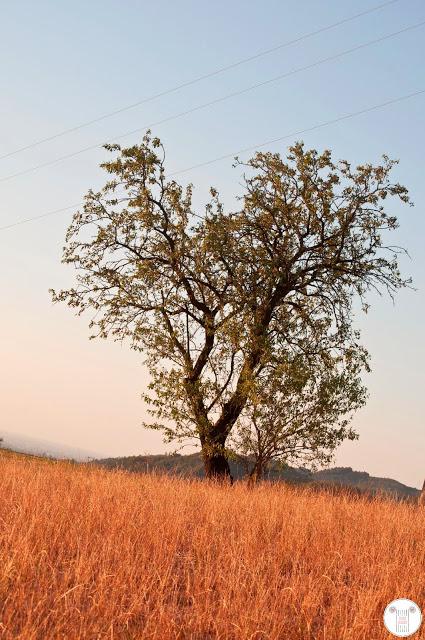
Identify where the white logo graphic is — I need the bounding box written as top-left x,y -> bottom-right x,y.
384,599 -> 422,637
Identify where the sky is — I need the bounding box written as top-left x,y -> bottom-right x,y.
0,0 -> 424,487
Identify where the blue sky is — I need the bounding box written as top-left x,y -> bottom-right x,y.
0,0 -> 424,486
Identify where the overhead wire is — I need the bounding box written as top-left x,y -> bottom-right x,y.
1,19 -> 423,184
1,88 -> 423,232
0,0 -> 403,162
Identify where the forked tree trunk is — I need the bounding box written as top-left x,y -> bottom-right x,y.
202,447 -> 233,483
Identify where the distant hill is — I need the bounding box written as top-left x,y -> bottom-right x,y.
93,452 -> 420,499
0,431 -> 98,461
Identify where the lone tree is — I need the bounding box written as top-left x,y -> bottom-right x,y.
51,133 -> 411,480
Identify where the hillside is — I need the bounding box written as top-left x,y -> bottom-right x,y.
0,430 -> 98,461
2,450 -> 425,639
2,444 -> 418,498
94,452 -> 420,499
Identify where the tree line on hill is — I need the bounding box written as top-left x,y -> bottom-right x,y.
93,453 -> 420,501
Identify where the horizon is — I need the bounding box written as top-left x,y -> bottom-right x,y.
1,0 -> 424,488
1,429 -> 422,491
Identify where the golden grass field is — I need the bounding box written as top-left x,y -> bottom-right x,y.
0,449 -> 424,640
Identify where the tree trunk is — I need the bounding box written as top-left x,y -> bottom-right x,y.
419,479 -> 425,506
247,462 -> 263,486
202,447 -> 233,483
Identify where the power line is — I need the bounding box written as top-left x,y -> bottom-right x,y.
167,89 -> 425,177
0,0 -> 403,162
1,88 -> 423,232
1,19 -> 423,185
0,203 -> 81,231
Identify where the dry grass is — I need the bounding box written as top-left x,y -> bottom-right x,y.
1,450 -> 424,639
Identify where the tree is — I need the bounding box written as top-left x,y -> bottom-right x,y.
50,133 -> 411,481
229,333 -> 368,483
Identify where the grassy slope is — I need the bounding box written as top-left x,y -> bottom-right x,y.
0,447 -> 60,462
1,450 -> 425,639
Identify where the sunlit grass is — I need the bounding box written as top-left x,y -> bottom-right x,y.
0,451 -> 424,639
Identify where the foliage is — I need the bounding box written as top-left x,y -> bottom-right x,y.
51,132 -> 411,477
229,343 -> 368,480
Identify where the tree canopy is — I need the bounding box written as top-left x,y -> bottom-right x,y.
51,133 -> 411,480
